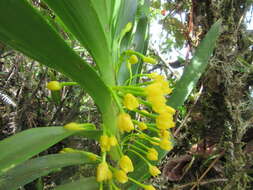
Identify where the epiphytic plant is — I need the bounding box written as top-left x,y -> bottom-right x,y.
0,0 -> 221,189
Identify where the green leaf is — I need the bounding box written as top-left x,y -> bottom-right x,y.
168,19 -> 222,108
131,0 -> 150,80
54,177 -> 99,190
114,0 -> 138,39
116,0 -> 145,85
42,0 -> 115,85
0,0 -> 113,114
77,130 -> 102,140
0,153 -> 97,190
117,13 -> 150,85
0,127 -> 74,173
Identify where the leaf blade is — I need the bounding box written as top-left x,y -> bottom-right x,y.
168,20 -> 222,108
54,177 -> 99,190
0,127 -> 74,173
0,0 -> 113,114
43,0 -> 114,84
0,153 -> 97,190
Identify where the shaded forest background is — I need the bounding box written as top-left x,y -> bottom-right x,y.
1,0 -> 253,189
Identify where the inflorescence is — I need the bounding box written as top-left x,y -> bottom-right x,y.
47,55 -> 176,190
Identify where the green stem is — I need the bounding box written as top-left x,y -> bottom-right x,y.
61,82 -> 78,86
135,139 -> 149,150
124,73 -> 152,86
127,62 -> 133,85
109,181 -> 113,190
135,81 -> 153,86
125,49 -> 145,59
127,144 -> 147,154
102,152 -> 106,162
121,89 -> 146,96
127,149 -> 149,165
138,99 -> 152,107
146,123 -> 157,127
99,182 -> 103,190
132,123 -> 159,133
110,88 -> 124,112
111,181 -> 121,190
128,177 -> 146,188
121,133 -> 138,146
116,85 -> 144,91
134,109 -> 157,119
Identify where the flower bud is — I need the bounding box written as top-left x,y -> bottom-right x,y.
64,122 -> 85,131
117,113 -> 134,133
147,148 -> 158,161
144,185 -> 156,190
138,122 -> 148,130
123,93 -> 139,110
143,56 -> 157,64
114,169 -> 128,183
109,136 -> 118,146
119,155 -> 134,173
156,113 -> 174,130
96,162 -> 109,182
149,165 -> 161,177
125,22 -> 133,33
159,138 -> 173,151
60,148 -> 76,153
129,55 -> 139,64
100,135 -> 110,152
47,81 -> 62,91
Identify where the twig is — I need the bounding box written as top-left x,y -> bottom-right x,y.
0,51 -> 14,58
173,178 -> 228,190
149,46 -> 176,75
174,84 -> 203,137
4,65 -> 16,87
189,151 -> 225,190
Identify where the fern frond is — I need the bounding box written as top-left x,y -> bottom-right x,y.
0,91 -> 17,107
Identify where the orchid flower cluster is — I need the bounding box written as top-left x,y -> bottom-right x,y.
46,55 -> 176,190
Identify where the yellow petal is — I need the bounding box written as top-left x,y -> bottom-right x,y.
147,148 -> 158,161
123,93 -> 139,110
100,135 -> 110,152
109,136 -> 118,146
114,170 -> 128,183
159,138 -> 173,151
119,155 -> 134,173
96,162 -> 109,182
117,113 -> 134,133
149,165 -> 161,177
156,113 -> 174,130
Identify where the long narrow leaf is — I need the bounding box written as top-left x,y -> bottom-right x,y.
131,0 -> 150,80
0,0 -> 112,114
42,0 -> 114,84
0,153 -> 97,190
115,0 -> 139,85
168,19 -> 222,108
54,177 -> 99,190
0,127 -> 74,173
114,0 -> 138,39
